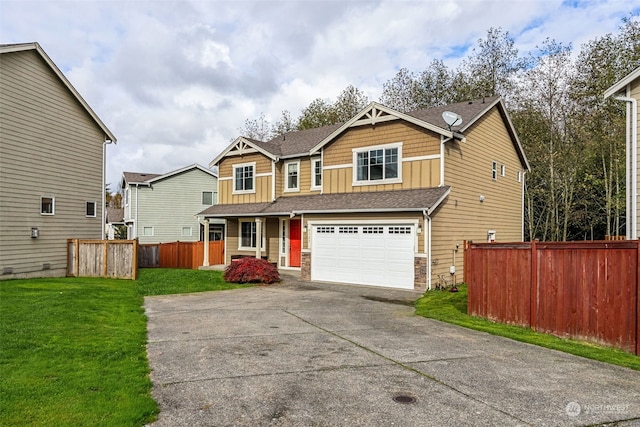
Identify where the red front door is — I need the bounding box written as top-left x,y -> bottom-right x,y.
289,219 -> 301,267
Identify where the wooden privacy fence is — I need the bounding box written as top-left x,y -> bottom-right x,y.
139,241 -> 224,269
465,240 -> 640,355
67,239 -> 138,280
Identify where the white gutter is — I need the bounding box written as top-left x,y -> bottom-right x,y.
615,96 -> 638,239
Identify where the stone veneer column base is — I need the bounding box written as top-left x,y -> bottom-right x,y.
414,256 -> 427,292
301,252 -> 311,281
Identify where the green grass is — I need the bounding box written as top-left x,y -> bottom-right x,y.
0,268 -> 249,426
415,284 -> 640,371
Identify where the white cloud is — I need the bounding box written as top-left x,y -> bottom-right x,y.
1,0 -> 638,188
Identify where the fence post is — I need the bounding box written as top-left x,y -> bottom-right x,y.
132,239 -> 139,280
102,240 -> 108,277
530,239 -> 537,330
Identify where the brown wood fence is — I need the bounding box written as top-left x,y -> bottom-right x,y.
67,239 -> 138,279
140,241 -> 224,269
465,240 -> 640,355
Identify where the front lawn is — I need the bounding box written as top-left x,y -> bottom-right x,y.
0,268 -> 248,426
415,284 -> 640,371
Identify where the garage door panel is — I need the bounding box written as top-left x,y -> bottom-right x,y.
311,224 -> 415,289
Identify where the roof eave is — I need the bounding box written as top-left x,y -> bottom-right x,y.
604,66 -> 640,99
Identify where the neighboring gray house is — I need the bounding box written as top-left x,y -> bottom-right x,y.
121,164 -> 224,244
0,42 -> 116,280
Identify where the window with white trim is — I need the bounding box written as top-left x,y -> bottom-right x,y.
285,160 -> 299,192
86,201 -> 96,217
354,144 -> 401,184
517,171 -> 522,182
41,196 -> 54,215
311,158 -> 322,190
233,163 -> 255,193
143,226 -> 154,236
202,191 -> 213,205
492,161 -> 498,180
500,164 -> 506,177
181,226 -> 192,236
239,220 -> 265,250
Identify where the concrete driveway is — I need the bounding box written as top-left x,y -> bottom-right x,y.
144,275 -> 640,426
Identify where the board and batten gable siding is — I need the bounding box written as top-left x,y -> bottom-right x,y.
277,157 -> 316,198
321,120 -> 441,194
0,49 -> 106,278
218,153 -> 273,204
134,168 -> 218,244
431,106 -> 526,282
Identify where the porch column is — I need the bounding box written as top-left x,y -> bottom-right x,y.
203,218 -> 210,267
255,218 -> 262,259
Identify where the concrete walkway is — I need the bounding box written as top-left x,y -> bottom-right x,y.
145,274 -> 640,426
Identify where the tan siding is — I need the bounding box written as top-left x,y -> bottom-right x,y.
0,50 -> 106,277
321,121 -> 441,193
432,107 -> 525,282
217,154 -> 273,204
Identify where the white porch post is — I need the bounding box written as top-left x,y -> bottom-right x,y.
203,218 -> 210,267
255,218 -> 262,259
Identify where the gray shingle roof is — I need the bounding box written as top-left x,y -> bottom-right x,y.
122,172 -> 162,184
198,187 -> 450,217
235,97 -> 499,159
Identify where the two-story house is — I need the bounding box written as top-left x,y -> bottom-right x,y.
199,96 -> 529,290
0,42 -> 116,280
604,66 -> 640,240
121,163 -> 224,244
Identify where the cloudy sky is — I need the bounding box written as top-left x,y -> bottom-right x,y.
1,0 -> 639,188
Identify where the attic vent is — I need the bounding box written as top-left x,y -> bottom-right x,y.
2,267 -> 13,275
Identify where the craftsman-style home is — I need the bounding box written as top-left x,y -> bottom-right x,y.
199,96 -> 529,290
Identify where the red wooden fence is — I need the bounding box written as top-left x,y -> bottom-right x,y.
465,240 -> 640,355
157,241 -> 225,269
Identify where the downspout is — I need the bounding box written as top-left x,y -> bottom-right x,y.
440,136 -> 446,187
423,209 -> 432,290
615,96 -> 638,239
135,185 -> 139,239
101,139 -> 107,239
522,170 -> 527,241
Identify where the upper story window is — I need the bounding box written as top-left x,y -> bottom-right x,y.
202,191 -> 214,205
233,162 -> 255,194
492,161 -> 498,180
285,160 -> 300,192
86,201 -> 96,217
41,196 -> 54,215
500,164 -> 506,177
353,143 -> 401,185
311,158 -> 322,190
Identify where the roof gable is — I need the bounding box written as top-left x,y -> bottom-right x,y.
209,136 -> 279,167
0,42 -> 116,143
122,164 -> 216,186
604,66 -> 640,99
209,96 -> 528,171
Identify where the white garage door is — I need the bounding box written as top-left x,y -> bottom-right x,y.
311,224 -> 415,289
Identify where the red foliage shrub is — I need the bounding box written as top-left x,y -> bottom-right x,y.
224,257 -> 280,285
